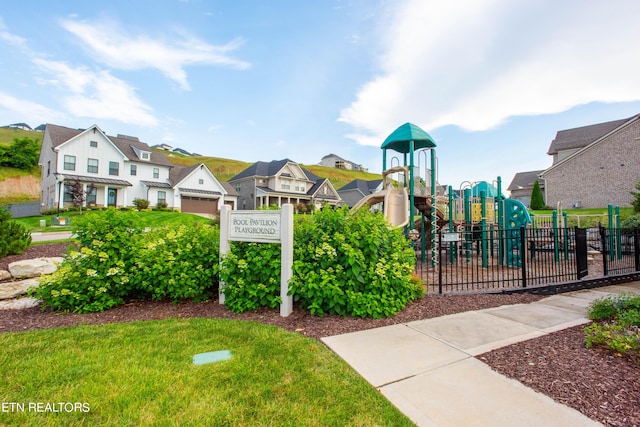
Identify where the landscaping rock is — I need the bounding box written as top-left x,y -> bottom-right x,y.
0,278 -> 39,300
0,270 -> 11,281
8,257 -> 64,279
0,297 -> 40,310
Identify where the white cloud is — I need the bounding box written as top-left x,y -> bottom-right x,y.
33,59 -> 158,126
0,16 -> 27,49
340,0 -> 640,145
0,91 -> 59,123
60,18 -> 250,91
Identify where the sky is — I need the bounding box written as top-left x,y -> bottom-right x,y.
2,0 -> 640,190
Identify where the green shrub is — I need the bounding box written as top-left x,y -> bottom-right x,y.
132,224 -> 220,302
584,293 -> 640,361
220,242 -> 282,313
0,206 -> 31,257
621,213 -> 640,229
132,198 -> 150,211
289,206 -> 422,318
33,209 -> 144,313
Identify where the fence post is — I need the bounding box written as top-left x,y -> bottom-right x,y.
600,226 -> 609,276
635,228 -> 640,272
520,226 -> 527,288
438,231 -> 443,294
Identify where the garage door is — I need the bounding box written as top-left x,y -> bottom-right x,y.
181,196 -> 218,214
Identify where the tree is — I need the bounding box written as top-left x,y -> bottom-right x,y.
0,206 -> 31,257
630,182 -> 640,213
69,178 -> 86,212
530,180 -> 545,210
0,137 -> 40,170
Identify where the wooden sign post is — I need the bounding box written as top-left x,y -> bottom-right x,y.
219,204 -> 293,317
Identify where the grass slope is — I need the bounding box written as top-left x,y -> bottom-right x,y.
0,318 -> 413,426
0,128 -> 43,204
164,151 -> 383,190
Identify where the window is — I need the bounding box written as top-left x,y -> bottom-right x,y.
130,164 -> 137,176
63,155 -> 76,171
198,179 -> 204,185
157,191 -> 166,204
86,185 -> 97,205
142,152 -> 150,160
280,179 -> 290,190
87,158 -> 98,174
295,182 -> 303,192
90,140 -> 98,148
153,168 -> 159,179
109,161 -> 119,176
63,184 -> 73,203
47,161 -> 50,176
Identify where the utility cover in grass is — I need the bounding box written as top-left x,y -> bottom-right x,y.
193,350 -> 232,365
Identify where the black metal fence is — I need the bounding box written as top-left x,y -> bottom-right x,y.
417,226 -> 640,294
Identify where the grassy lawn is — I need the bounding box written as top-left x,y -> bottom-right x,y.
530,207 -> 633,227
0,318 -> 413,427
15,210 -> 213,233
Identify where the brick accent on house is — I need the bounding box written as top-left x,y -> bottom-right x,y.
542,118 -> 640,209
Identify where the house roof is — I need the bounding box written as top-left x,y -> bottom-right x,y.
178,188 -> 222,196
58,173 -> 132,187
230,159 -> 318,182
547,115 -> 638,155
169,164 -> 199,186
221,181 -> 238,197
140,180 -> 172,188
307,178 -> 339,200
4,122 -> 32,130
338,179 -> 383,194
45,124 -> 172,167
507,170 -> 545,191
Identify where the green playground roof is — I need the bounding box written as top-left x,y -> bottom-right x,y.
471,181 -> 502,198
381,122 -> 436,153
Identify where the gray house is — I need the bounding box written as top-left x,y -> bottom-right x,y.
507,170 -> 545,207
540,114 -> 640,208
337,179 -> 383,208
229,159 -> 342,210
319,154 -> 368,172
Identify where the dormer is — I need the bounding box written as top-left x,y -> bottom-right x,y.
130,145 -> 152,161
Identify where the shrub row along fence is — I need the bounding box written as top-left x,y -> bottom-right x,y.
417,226 -> 640,294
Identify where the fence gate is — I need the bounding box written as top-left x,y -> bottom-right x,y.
575,227 -> 588,279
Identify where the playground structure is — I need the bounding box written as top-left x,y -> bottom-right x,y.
354,122 -> 533,270
353,122 -> 634,288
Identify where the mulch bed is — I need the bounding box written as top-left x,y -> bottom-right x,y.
2,243 -> 639,426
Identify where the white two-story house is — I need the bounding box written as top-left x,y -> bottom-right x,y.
38,124 -> 235,214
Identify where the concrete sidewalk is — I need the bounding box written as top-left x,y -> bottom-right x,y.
30,231 -> 74,242
322,282 -> 640,427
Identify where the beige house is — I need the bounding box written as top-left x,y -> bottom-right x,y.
540,114 -> 640,208
230,159 -> 342,210
507,170 -> 545,208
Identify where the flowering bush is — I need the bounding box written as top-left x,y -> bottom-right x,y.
220,242 -> 282,313
132,224 -> 220,302
34,209 -> 220,313
290,206 -> 422,318
33,209 -> 143,313
221,206 -> 422,317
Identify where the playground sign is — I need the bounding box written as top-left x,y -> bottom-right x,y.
228,211 -> 281,243
442,232 -> 460,242
219,205 -> 294,317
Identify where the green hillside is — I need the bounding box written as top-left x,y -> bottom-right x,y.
163,152 -> 383,189
0,127 -> 43,146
